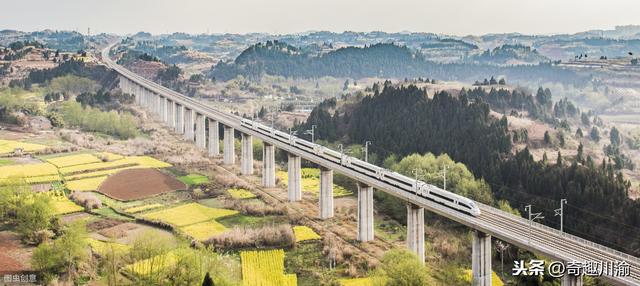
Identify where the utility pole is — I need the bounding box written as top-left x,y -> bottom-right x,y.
304,125 -> 316,143
554,199 -> 567,233
524,205 -> 544,244
442,164 -> 449,191
338,144 -> 350,165
363,141 -> 371,162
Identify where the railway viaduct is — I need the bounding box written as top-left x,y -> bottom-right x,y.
103,44 -> 640,286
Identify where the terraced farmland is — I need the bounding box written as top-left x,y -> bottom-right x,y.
0,162 -> 58,179
124,203 -> 164,214
142,203 -> 238,226
46,153 -> 102,168
240,249 -> 297,286
180,220 -> 228,241
0,139 -> 47,154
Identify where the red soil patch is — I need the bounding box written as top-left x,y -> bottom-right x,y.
97,168 -> 186,201
0,231 -> 33,274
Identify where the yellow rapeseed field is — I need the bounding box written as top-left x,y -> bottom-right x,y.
23,174 -> 61,184
0,162 -> 59,179
227,188 -> 257,199
21,189 -> 83,215
463,270 -> 503,286
293,226 -> 321,242
0,139 -> 47,154
240,249 -> 297,286
65,176 -> 108,191
180,220 -> 228,241
339,278 -> 373,286
126,252 -> 177,276
46,153 -> 102,168
142,203 -> 238,227
59,155 -> 171,175
87,238 -> 131,256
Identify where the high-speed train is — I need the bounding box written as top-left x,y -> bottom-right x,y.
241,119 -> 481,217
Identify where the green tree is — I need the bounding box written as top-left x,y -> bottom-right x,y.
32,242 -> 62,283
372,249 -> 433,286
0,176 -> 30,220
16,195 -> 53,244
577,143 -> 584,164
31,221 -> 89,283
556,151 -> 563,166
391,153 -> 494,204
590,127 -> 600,142
543,131 -> 551,145
610,127 -> 621,146
56,221 -> 89,282
581,113 -> 590,126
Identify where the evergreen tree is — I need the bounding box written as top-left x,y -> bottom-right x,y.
575,128 -> 583,138
544,131 -> 551,145
202,272 -> 214,286
590,127 -> 601,142
556,151 -> 563,166
610,127 -> 621,146
577,143 -> 584,164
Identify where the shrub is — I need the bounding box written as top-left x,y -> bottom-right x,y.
205,224 -> 294,249
69,191 -> 102,210
223,199 -> 287,216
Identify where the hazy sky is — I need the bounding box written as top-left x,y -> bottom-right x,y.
2,0 -> 639,36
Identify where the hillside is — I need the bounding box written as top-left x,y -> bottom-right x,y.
209,41 -> 587,85
295,84 -> 640,256
468,44 -> 550,66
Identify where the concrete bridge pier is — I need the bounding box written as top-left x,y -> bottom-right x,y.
561,275 -> 583,286
262,142 -> 276,187
287,153 -> 301,202
183,108 -> 194,141
156,94 -> 162,117
161,97 -> 168,123
195,114 -> 206,149
208,119 -> 219,156
223,126 -> 235,165
152,92 -> 158,115
138,86 -> 145,107
357,183 -> 374,242
472,230 -> 492,286
319,167 -> 334,219
167,100 -> 175,128
175,104 -> 184,134
406,203 -> 425,263
240,133 -> 253,175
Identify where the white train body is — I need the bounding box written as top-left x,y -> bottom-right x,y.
240,119 -> 481,217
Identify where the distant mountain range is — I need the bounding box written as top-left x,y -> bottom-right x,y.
208,40 -> 586,85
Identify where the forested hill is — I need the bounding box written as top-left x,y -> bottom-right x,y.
210,41 -> 587,85
296,84 -> 640,255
